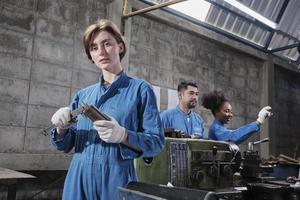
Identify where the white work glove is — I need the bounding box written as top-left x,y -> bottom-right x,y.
51,107 -> 71,129
256,106 -> 272,124
93,117 -> 126,143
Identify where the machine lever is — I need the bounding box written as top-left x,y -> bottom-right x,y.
253,137 -> 270,145
248,137 -> 270,151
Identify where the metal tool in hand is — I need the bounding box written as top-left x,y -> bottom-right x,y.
41,104 -> 111,136
42,104 -> 141,155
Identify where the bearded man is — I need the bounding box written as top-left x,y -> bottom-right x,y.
160,80 -> 204,138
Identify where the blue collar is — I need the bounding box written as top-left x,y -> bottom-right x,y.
176,105 -> 191,116
96,71 -> 128,107
214,119 -> 225,125
100,70 -> 124,87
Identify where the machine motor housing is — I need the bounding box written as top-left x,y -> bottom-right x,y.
135,138 -> 241,190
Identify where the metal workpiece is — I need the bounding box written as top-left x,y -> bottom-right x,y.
41,104 -> 111,136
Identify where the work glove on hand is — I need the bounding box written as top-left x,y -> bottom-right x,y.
256,106 -> 272,124
51,107 -> 71,129
93,117 -> 126,143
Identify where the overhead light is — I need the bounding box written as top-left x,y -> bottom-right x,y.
224,0 -> 278,29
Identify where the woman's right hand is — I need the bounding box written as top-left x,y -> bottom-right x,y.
256,106 -> 272,124
51,107 -> 71,134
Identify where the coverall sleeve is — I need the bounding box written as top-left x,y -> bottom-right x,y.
160,111 -> 170,129
120,84 -> 165,159
50,127 -> 76,153
50,94 -> 80,153
214,122 -> 260,144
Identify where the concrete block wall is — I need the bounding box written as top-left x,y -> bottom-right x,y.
1,0 -> 299,172
0,0 -> 108,170
129,16 -> 263,151
131,0 -> 300,158
273,66 -> 300,157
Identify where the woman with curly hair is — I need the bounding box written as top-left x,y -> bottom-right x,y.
201,90 -> 272,144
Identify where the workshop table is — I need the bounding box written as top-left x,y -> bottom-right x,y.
0,167 -> 35,200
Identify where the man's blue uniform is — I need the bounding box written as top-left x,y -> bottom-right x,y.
160,106 -> 204,138
51,72 -> 165,199
209,119 -> 260,144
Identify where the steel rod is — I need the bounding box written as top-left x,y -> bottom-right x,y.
123,0 -> 188,18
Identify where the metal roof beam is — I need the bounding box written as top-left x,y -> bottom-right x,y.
269,43 -> 298,53
263,31 -> 275,51
123,0 -> 188,18
275,0 -> 289,23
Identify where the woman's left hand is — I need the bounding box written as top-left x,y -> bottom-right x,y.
93,117 -> 127,143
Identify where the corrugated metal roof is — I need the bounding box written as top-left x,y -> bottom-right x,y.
205,0 -> 299,61
268,0 -> 300,60
206,2 -> 272,47
140,0 -> 300,66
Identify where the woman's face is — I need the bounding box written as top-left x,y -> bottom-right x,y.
89,30 -> 124,73
215,101 -> 233,124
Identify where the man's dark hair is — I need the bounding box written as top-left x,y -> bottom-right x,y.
177,80 -> 198,92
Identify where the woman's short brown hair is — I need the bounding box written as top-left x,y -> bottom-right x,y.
83,19 -> 127,61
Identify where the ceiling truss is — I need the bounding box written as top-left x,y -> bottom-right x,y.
122,0 -> 300,68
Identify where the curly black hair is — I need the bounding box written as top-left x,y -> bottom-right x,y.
201,90 -> 228,116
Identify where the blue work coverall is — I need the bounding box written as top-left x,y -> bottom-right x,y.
208,119 -> 260,144
51,72 -> 165,200
160,106 -> 204,138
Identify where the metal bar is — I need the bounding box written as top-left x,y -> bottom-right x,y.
275,30 -> 299,42
269,43 -> 299,53
123,0 -> 129,17
275,0 -> 289,23
123,0 -> 188,18
289,56 -> 300,64
263,31 -> 275,51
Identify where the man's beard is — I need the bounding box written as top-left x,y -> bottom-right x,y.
187,101 -> 197,109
